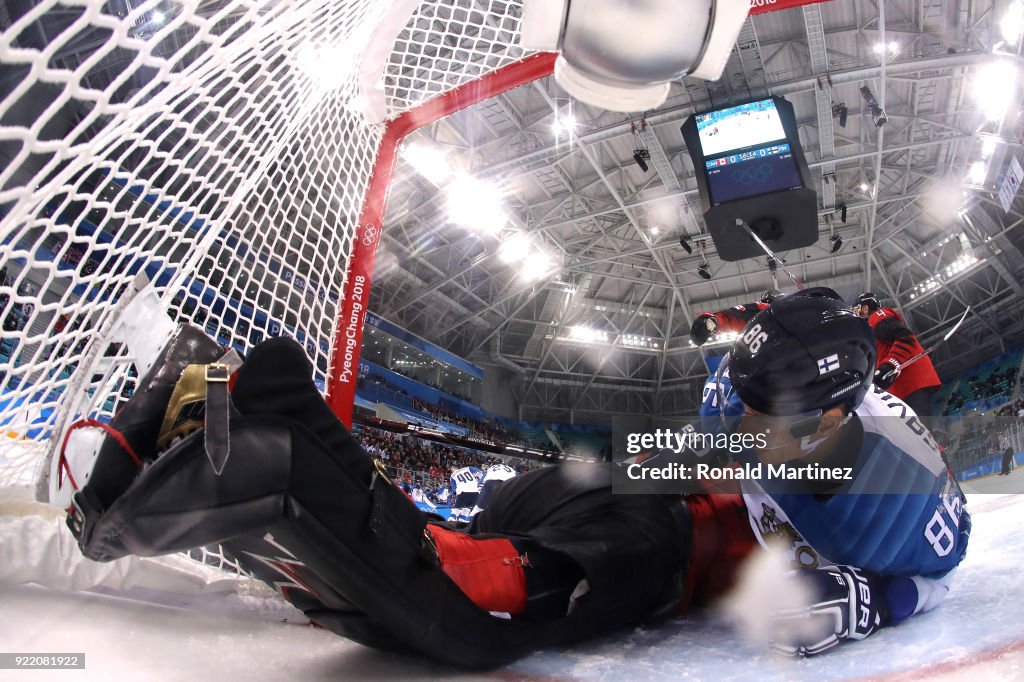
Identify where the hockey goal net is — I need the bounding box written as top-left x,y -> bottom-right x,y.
0,0 -> 548,525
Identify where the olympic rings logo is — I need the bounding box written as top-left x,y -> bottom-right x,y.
362,223 -> 379,246
731,163 -> 772,185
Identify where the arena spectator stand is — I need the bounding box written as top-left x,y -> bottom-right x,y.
935,347 -> 1022,415
551,425 -> 612,460
353,423 -> 546,509
926,348 -> 1023,480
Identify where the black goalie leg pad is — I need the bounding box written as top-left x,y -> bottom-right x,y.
266,423 -> 568,668
73,415 -> 295,562
71,410 -> 555,666
215,531 -> 409,656
72,339 -> 688,669
271,432 -> 691,667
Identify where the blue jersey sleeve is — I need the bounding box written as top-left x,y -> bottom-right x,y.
699,366 -> 744,434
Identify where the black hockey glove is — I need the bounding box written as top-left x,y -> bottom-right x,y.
690,313 -> 718,346
769,565 -> 885,657
873,361 -> 900,390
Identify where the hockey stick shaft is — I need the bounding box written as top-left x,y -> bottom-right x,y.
894,306 -> 971,372
737,220 -> 805,290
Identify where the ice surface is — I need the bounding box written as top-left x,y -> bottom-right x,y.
3,469 -> 1023,681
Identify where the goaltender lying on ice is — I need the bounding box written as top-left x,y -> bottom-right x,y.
59,288 -> 969,668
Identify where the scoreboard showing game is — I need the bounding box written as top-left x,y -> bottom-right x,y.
696,99 -> 803,205
682,97 -> 818,261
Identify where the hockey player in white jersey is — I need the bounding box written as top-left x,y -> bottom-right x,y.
469,463 -> 518,517
683,287 -> 970,655
447,465 -> 483,522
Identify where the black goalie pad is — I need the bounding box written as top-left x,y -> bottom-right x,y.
71,385 -> 688,667
68,413 -> 569,666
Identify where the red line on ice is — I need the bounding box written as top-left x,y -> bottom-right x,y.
857,635 -> 1024,681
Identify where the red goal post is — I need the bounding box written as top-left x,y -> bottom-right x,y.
326,52 -> 557,426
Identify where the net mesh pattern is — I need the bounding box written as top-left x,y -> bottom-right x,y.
0,0 -> 527,537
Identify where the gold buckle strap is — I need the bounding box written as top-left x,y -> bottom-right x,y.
205,363 -> 231,383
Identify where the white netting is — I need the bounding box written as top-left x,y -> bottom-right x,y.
0,1 -> 528,507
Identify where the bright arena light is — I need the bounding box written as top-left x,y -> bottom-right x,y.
552,113 -> 576,136
296,42 -> 354,91
972,60 -> 1019,120
1002,1 -> 1024,44
569,326 -> 608,343
909,253 -> 979,299
946,252 -> 979,275
521,251 -> 555,282
981,137 -> 998,158
402,142 -> 452,185
689,330 -> 740,348
967,160 -> 987,184
620,334 -> 658,349
446,174 -> 506,235
499,232 -> 531,264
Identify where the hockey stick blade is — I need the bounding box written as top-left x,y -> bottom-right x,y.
894,306 -> 971,373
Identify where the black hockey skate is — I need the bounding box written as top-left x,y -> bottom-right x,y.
66,324 -> 239,548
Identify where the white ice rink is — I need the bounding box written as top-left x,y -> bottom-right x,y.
2,469 -> 1023,682
698,109 -> 786,157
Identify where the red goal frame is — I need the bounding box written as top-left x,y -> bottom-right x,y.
326,52 -> 558,425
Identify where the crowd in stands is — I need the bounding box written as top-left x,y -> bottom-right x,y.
409,396 -> 519,443
943,358 -> 1020,414
358,369 -> 547,448
356,426 -> 544,503
994,398 -> 1024,418
944,407 -> 1023,475
0,268 -> 34,334
937,393 -> 1019,473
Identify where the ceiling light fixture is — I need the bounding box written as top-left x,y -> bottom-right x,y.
633,149 -> 650,173
860,85 -> 887,127
631,120 -> 651,172
972,60 -> 1018,121
832,102 -> 848,128
830,233 -> 843,253
1001,1 -> 1024,44
552,111 -> 576,137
